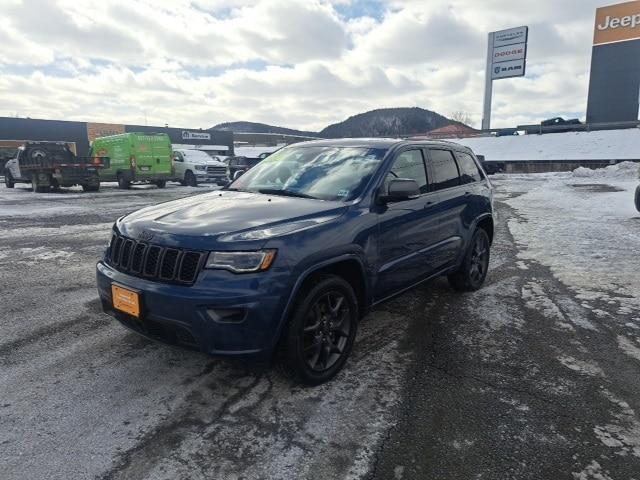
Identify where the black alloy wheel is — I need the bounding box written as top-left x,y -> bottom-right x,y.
448,228 -> 490,291
302,290 -> 352,372
635,185 -> 640,213
280,275 -> 358,385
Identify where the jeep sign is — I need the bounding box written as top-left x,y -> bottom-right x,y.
594,1 -> 640,45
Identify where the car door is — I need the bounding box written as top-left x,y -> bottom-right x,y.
173,151 -> 185,178
454,149 -> 493,233
424,148 -> 467,268
375,148 -> 441,299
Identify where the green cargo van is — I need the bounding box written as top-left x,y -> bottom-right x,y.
90,133 -> 173,189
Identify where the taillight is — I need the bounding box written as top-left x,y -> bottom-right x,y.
130,155 -> 136,168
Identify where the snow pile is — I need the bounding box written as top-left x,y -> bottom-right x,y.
444,129 -> 640,162
573,161 -> 640,179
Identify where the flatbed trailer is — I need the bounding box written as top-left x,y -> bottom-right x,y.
4,141 -> 109,193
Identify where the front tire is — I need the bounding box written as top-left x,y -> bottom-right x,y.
184,171 -> 197,187
448,228 -> 491,291
117,173 -> 130,190
279,275 -> 359,385
4,171 -> 15,188
635,184 -> 640,212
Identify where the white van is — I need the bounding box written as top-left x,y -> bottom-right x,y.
172,149 -> 229,187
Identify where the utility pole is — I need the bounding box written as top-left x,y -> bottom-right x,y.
482,32 -> 495,131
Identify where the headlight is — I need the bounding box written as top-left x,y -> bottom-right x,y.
205,250 -> 277,273
194,165 -> 207,171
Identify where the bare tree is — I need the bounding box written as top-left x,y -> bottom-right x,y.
449,111 -> 474,127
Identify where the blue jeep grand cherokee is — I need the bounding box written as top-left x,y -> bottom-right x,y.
97,138 -> 494,384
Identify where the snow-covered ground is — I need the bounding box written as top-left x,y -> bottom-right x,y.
1,163 -> 639,479
494,162 -> 640,312
446,129 -> 640,162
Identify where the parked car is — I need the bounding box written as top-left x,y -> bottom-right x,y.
97,139 -> 494,385
90,133 -> 173,189
227,155 -> 264,180
4,141 -> 107,192
172,149 -> 228,186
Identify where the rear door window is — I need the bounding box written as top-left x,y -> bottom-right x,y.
385,150 -> 428,194
428,149 -> 460,191
455,152 -> 483,184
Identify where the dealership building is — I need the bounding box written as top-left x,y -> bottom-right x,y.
0,117 -> 234,170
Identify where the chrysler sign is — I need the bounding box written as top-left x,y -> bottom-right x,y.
483,25 -> 529,129
490,26 -> 528,80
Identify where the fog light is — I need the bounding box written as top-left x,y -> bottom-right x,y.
206,308 -> 246,324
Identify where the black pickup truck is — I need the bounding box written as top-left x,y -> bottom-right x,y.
4,141 -> 108,193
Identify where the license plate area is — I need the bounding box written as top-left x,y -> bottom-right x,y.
140,166 -> 151,171
112,284 -> 141,318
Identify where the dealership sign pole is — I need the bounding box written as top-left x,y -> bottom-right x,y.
481,26 -> 529,130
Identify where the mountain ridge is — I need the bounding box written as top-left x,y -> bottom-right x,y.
212,107 -> 469,138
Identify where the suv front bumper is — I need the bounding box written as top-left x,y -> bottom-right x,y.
96,261 -> 292,360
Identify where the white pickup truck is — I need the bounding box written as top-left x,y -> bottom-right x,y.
172,149 -> 229,187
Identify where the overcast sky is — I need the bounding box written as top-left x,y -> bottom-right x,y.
0,0 -> 611,131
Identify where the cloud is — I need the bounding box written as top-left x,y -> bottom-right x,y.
0,0 -> 608,130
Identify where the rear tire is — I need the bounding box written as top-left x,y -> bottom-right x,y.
635,184 -> 640,213
279,275 -> 359,385
31,174 -> 48,193
117,173 -> 130,190
155,180 -> 166,189
4,171 -> 14,188
448,228 -> 491,292
185,171 -> 197,187
82,183 -> 100,192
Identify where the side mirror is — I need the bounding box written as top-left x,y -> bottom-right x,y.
233,170 -> 244,180
378,179 -> 420,203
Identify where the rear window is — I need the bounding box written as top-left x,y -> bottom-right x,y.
428,149 -> 460,191
455,152 -> 483,184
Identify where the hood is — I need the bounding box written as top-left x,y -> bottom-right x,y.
117,190 -> 347,248
186,157 -> 226,166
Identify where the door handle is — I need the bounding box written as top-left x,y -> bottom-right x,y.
464,191 -> 471,196
424,201 -> 435,208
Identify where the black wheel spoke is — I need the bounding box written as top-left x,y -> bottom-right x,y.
308,342 -> 322,369
330,295 -> 344,315
300,288 -> 353,372
328,339 -> 343,355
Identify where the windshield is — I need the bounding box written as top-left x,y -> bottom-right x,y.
229,146 -> 387,201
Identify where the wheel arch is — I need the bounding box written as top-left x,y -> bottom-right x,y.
474,214 -> 494,245
273,254 -> 370,353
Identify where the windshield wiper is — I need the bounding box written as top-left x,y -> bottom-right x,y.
257,188 -> 317,199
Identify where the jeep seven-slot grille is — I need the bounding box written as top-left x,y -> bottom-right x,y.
108,233 -> 205,285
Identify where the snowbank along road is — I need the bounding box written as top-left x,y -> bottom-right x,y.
0,166 -> 639,480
